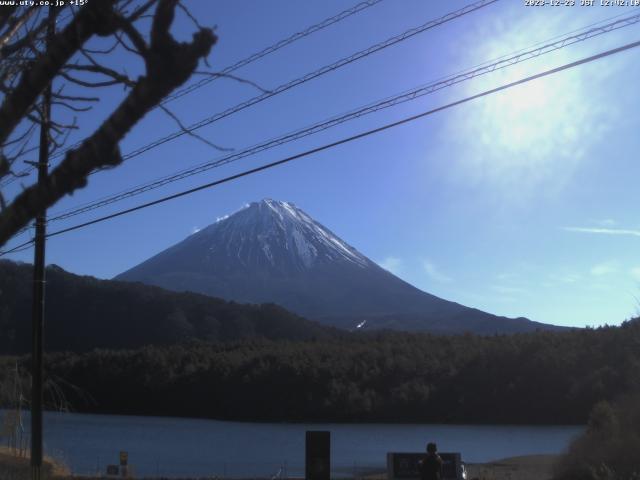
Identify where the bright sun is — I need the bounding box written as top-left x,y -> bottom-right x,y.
444,12 -> 617,196
480,67 -> 566,158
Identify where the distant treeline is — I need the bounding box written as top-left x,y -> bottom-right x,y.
3,320 -> 639,425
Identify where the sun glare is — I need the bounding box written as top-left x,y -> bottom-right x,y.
482,68 -> 561,156
445,11 -> 618,196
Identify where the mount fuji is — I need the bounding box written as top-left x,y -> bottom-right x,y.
115,199 -> 559,334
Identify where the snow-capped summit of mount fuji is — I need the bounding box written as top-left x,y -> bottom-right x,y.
205,199 -> 370,270
116,199 -> 561,334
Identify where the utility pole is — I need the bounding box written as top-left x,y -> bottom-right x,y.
31,7 -> 54,480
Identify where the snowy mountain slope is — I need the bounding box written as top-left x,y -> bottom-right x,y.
115,199 -> 560,334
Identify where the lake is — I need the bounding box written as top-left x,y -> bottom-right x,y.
0,410 -> 583,478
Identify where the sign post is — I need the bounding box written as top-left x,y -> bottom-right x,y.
305,431 -> 330,480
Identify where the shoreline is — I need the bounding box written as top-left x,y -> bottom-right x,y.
466,454 -> 559,480
0,453 -> 560,480
3,408 -> 585,428
0,441 -> 561,480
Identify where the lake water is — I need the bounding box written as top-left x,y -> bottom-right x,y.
1,410 -> 583,478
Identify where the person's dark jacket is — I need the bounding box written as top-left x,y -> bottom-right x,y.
419,452 -> 443,480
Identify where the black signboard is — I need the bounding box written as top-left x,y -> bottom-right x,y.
392,453 -> 423,478
305,430 -> 330,480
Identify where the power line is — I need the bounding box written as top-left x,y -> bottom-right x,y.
36,0 -> 496,173
116,0 -> 498,162
3,37 -> 638,257
43,10 -> 640,224
162,0 -> 386,104
2,0 -> 497,195
0,0 -> 385,188
1,239 -> 33,255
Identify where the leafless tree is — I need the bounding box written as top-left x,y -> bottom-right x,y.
0,0 -> 217,247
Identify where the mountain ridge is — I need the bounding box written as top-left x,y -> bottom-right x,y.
116,199 -> 562,334
0,259 -> 334,354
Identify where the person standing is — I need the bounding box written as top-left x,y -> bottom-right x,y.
419,442 -> 443,480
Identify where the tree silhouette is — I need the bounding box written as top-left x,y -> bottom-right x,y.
0,0 -> 216,247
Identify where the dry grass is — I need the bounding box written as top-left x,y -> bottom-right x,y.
0,445 -> 70,479
466,454 -> 559,480
361,454 -> 560,480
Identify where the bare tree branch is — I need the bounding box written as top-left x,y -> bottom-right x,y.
51,101 -> 93,113
5,127 -> 37,164
127,0 -> 158,23
2,122 -> 36,149
0,8 -> 35,51
59,70 -> 125,89
194,70 -> 272,94
159,104 -> 233,152
118,17 -> 149,55
82,39 -> 120,55
0,0 -> 217,246
0,155 -> 9,179
63,64 -> 135,88
52,92 -> 99,103
177,2 -> 204,31
0,6 -> 18,33
0,1 -> 121,146
48,118 -> 76,153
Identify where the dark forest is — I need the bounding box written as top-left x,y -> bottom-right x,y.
2,320 -> 639,425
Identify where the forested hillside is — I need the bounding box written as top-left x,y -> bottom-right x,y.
0,260 -> 334,353
2,259 -> 639,425
3,319 -> 638,425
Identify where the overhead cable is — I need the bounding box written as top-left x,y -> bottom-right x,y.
3,37 -> 638,256
0,0 -> 385,188
45,11 -> 640,224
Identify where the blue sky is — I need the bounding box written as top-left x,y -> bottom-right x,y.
4,0 -> 640,328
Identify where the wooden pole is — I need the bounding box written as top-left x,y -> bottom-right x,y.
31,7 -> 54,480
